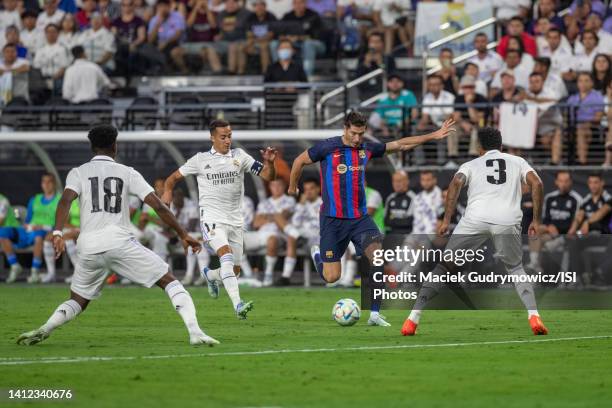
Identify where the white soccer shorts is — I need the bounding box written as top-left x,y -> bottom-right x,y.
70,237 -> 168,300
201,221 -> 244,264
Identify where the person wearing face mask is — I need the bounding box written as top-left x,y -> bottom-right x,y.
263,38 -> 307,82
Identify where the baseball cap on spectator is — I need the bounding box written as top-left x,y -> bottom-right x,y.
388,72 -> 405,82
459,75 -> 476,88
500,69 -> 515,78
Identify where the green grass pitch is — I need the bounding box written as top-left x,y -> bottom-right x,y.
1,285 -> 611,407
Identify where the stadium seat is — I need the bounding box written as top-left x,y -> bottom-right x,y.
165,95 -> 207,130
125,96 -> 159,130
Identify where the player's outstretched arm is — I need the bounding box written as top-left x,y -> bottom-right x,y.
161,170 -> 184,206
526,171 -> 544,237
438,172 -> 465,236
144,192 -> 201,254
52,189 -> 79,259
259,147 -> 278,181
386,117 -> 456,153
288,150 -> 313,196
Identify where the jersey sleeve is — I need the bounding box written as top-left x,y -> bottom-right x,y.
178,154 -> 200,177
239,149 -> 264,176
65,168 -> 81,195
128,168 -> 155,202
456,162 -> 472,185
519,158 -> 535,183
307,140 -> 329,162
367,189 -> 383,208
367,142 -> 387,158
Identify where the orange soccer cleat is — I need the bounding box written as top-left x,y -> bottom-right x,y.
401,319 -> 418,336
529,315 -> 548,335
106,273 -> 119,285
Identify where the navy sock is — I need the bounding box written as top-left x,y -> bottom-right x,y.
313,252 -> 325,281
7,253 -> 17,266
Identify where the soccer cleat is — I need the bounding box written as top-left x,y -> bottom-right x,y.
367,313 -> 391,327
529,315 -> 548,335
201,267 -> 219,299
120,278 -> 132,285
262,276 -> 273,287
64,276 -> 72,284
401,319 -> 418,336
17,328 -> 50,346
41,273 -> 56,283
6,264 -> 23,283
189,332 -> 220,346
310,245 -> 324,279
27,269 -> 41,284
275,277 -> 291,286
235,300 -> 254,320
106,273 -> 118,285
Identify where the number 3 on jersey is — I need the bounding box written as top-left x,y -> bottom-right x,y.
89,176 -> 123,213
486,159 -> 506,185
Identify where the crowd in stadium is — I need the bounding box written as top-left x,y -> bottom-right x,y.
2,167 -> 611,286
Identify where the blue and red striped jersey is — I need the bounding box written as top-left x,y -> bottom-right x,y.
307,136 -> 386,219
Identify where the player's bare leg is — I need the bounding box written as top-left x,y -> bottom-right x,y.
17,291 -> 89,345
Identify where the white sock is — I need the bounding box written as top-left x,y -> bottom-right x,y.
528,310 -> 540,317
240,258 -> 254,278
508,265 -> 539,317
281,257 -> 297,278
341,259 -> 358,285
529,251 -> 539,265
264,255 -> 277,279
40,299 -> 82,333
43,241 -> 56,276
185,247 -> 197,281
408,309 -> 422,324
219,253 -> 241,309
370,311 -> 379,318
65,239 -> 78,266
206,267 -> 221,282
164,280 -> 202,336
196,250 -> 210,272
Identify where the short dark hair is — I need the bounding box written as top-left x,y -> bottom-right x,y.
278,38 -> 293,49
506,49 -> 521,58
440,47 -> 453,55
209,119 -> 230,134
420,170 -> 436,178
344,111 -> 367,128
547,27 -> 561,36
474,32 -> 487,40
509,16 -> 524,24
368,32 -> 384,42
45,23 -> 59,31
303,177 -> 320,187
42,172 -> 56,183
582,29 -> 599,44
427,73 -> 443,82
88,124 -> 118,150
464,62 -> 478,71
22,10 -> 38,19
577,71 -> 593,81
588,172 -> 603,180
555,170 -> 572,179
71,45 -> 84,59
2,43 -> 16,51
156,0 -> 170,5
478,127 -> 503,151
529,72 -> 544,80
534,57 -> 551,70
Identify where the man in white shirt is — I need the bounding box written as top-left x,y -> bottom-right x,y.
538,28 -> 573,77
17,125 -> 219,347
584,12 -> 612,54
79,13 -> 116,72
492,0 -> 530,21
0,43 -> 30,101
412,171 -> 443,235
490,49 -> 530,92
266,0 -> 293,19
33,24 -> 70,90
0,0 -> 22,34
467,32 -> 503,83
20,11 -> 45,58
533,56 -> 567,100
162,119 -> 277,318
62,45 -> 111,104
402,127 -> 548,338
36,0 -> 66,32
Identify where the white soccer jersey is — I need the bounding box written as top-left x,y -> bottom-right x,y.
65,155 -> 154,254
179,147 -> 263,227
241,196 -> 255,231
171,198 -> 198,230
457,150 -> 535,226
291,197 -> 322,231
256,194 -> 296,233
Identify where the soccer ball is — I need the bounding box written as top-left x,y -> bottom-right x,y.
332,298 -> 361,326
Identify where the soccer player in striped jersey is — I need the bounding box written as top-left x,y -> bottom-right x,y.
288,111 -> 455,326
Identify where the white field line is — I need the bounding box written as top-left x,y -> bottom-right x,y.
1,335 -> 610,366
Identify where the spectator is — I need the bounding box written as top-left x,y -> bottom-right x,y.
604,82 -> 612,167
564,14 -> 582,52
337,0 -> 375,41
169,0 -> 217,74
20,10 -> 44,57
203,0 -> 248,74
538,28 -> 572,78
36,0 -> 66,32
76,0 -> 98,30
33,24 -> 70,93
0,0 -> 22,34
267,0 -> 293,20
568,30 -> 602,80
99,0 -> 121,27
307,0 -> 336,18
528,0 -> 564,34
276,0 -> 326,78
134,0 -> 154,22
58,13 -> 81,52
492,0 -> 530,22
497,16 -> 537,58
416,74 -> 455,165
355,31 -> 395,100
373,0 -> 410,55
62,45 -> 111,103
467,32 -> 503,83
370,72 -> 417,138
452,75 -> 487,160
491,69 -> 521,105
524,72 -> 563,164
437,47 -> 458,95
384,170 -> 415,235
263,38 -> 307,82
533,56 -> 567,100
411,171 -> 442,235
591,53 -> 611,95
462,62 -> 488,97
583,13 -> 612,54
490,49 -> 530,94
148,0 -> 187,73
569,0 -> 607,22
80,13 -> 117,73
245,0 -> 276,74
506,35 -> 534,73
567,72 -> 605,164
4,26 -> 27,58
0,43 -> 30,103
